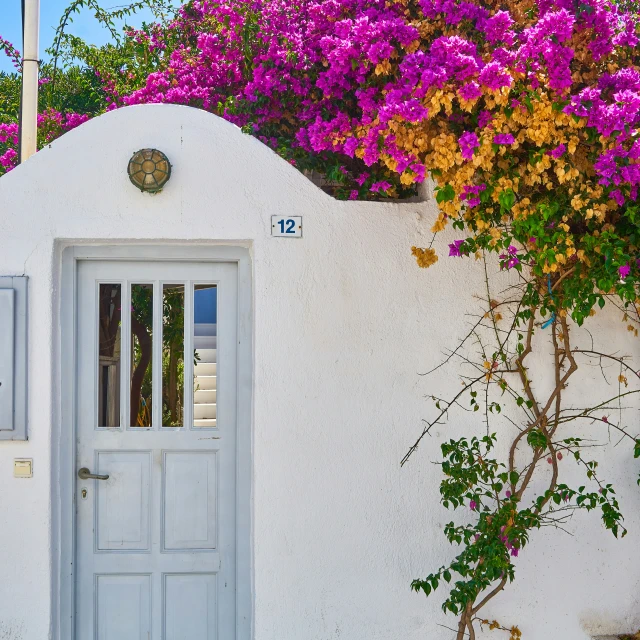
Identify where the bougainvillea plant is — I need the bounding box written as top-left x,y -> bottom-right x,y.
2,0 -> 640,636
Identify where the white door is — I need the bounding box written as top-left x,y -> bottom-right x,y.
75,259 -> 238,640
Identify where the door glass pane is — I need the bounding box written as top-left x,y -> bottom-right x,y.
162,284 -> 185,427
98,284 -> 121,427
131,283 -> 153,427
193,285 -> 217,428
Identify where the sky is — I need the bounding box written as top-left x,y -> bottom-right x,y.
0,1 -> 172,74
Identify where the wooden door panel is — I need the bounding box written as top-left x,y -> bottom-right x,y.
96,574 -> 151,640
163,451 -> 218,551
164,573 -> 217,640
96,451 -> 151,551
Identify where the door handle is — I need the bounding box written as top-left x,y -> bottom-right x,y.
77,467 -> 109,480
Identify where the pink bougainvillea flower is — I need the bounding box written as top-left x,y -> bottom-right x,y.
460,183 -> 486,207
477,111 -> 493,129
499,256 -> 520,269
619,264 -> 631,278
609,189 -> 625,207
478,61 -> 512,90
370,181 -> 391,193
0,148 -> 17,171
459,81 -> 482,101
493,133 -> 515,145
469,500 -> 478,511
449,240 -> 464,256
548,144 -> 566,159
499,246 -> 520,269
459,131 -> 480,160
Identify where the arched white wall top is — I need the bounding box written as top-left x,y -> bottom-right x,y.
3,103 -> 331,201
0,104 -> 338,250
0,104 -> 638,640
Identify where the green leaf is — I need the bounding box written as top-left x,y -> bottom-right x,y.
498,189 -> 516,211
435,184 -> 455,204
526,429 -> 548,449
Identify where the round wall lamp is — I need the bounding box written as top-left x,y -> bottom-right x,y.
127,149 -> 171,193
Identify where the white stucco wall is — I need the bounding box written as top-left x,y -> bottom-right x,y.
0,104 -> 638,640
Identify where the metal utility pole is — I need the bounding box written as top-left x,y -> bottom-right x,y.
19,0 -> 40,163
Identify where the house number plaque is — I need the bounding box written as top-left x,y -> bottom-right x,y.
271,216 -> 302,237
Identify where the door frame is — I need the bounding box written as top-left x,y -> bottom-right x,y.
54,243 -> 253,640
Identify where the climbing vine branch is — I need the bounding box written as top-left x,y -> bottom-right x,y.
407,266 -> 640,639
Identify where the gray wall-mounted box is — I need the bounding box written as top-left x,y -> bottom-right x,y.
0,277 -> 27,440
